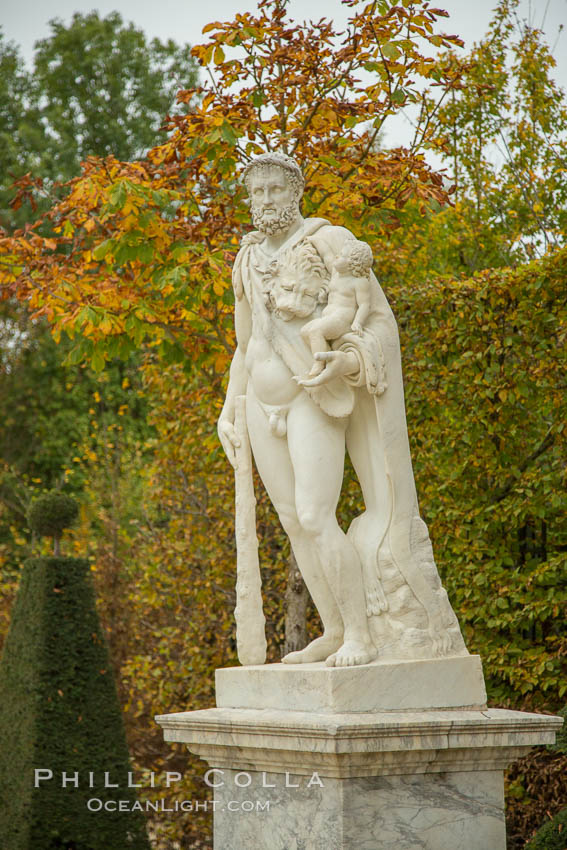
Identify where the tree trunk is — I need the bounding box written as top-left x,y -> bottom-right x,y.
283,550 -> 308,657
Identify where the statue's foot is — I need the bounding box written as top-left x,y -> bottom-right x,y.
282,634 -> 343,664
325,639 -> 377,668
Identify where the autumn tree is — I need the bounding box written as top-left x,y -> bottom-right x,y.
1,0 -> 464,365
0,32 -> 42,232
32,12 -> 199,182
0,7 -> 199,510
379,0 -> 567,287
0,7 -> 199,547
0,14 -> 197,723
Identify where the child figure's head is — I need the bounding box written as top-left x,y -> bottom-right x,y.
335,238 -> 373,277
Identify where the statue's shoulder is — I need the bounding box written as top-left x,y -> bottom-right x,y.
238,230 -> 264,253
305,218 -> 352,241
305,220 -> 355,270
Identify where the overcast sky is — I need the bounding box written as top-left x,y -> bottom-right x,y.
2,0 -> 566,74
1,0 -> 566,153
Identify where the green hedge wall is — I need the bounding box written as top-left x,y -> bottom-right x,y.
394,248 -> 567,707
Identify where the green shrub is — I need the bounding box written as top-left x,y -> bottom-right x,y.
27,492 -> 78,555
0,557 -> 150,849
548,706 -> 567,755
526,807 -> 567,850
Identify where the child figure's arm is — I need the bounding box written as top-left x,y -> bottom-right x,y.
351,275 -> 371,335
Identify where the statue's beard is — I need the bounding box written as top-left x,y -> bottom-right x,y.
251,201 -> 300,235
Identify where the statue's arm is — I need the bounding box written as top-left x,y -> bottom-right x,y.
217,292 -> 252,468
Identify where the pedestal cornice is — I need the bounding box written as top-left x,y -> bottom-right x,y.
155,707 -> 562,779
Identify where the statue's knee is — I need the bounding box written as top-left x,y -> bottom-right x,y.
297,507 -> 325,536
278,507 -> 301,536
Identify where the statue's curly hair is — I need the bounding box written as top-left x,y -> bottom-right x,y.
241,152 -> 305,201
265,240 -> 329,287
342,238 -> 373,277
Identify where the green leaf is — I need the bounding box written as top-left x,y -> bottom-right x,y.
109,183 -> 127,209
92,239 -> 114,261
91,350 -> 105,373
382,42 -> 401,61
221,122 -> 238,145
252,88 -> 264,108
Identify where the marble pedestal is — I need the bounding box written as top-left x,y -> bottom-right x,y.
156,659 -> 562,850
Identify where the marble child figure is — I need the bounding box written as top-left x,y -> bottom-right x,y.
299,238 -> 373,379
218,151 -> 468,668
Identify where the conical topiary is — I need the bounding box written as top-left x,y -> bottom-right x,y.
0,493 -> 150,848
27,491 -> 79,556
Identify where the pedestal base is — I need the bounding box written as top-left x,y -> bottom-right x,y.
156,705 -> 562,850
216,654 -> 487,713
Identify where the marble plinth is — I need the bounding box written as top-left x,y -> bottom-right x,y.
208,766 -> 504,850
216,655 -> 487,713
156,705 -> 562,850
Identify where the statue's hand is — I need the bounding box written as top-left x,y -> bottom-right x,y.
218,414 -> 240,469
297,349 -> 358,388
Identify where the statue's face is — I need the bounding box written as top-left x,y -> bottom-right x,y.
249,166 -> 300,235
334,249 -> 351,275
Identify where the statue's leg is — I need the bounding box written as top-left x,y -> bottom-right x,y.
299,320 -> 328,378
298,312 -> 353,381
245,391 -> 344,662
286,393 -> 377,667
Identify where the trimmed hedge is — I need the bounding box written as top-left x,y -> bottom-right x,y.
0,557 -> 150,849
27,493 -> 78,541
526,807 -> 567,850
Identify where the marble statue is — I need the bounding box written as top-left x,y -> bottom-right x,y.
218,152 -> 468,668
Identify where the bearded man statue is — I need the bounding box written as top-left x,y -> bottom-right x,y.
218,152 -> 467,667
